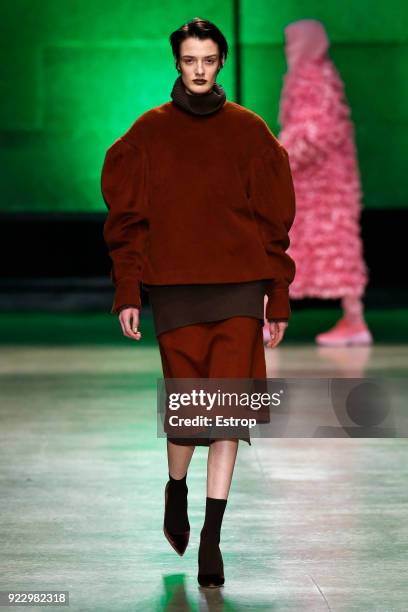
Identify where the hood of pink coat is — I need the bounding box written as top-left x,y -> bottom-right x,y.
284,19 -> 329,70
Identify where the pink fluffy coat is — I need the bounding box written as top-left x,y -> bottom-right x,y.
278,20 -> 368,299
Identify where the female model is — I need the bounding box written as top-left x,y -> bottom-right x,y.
263,19 -> 371,347
101,18 -> 296,588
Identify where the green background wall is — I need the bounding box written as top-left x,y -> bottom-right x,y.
0,0 -> 406,212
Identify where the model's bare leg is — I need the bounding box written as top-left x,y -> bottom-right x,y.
342,295 -> 365,324
207,438 -> 239,498
167,440 -> 195,478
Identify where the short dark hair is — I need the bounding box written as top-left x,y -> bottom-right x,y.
169,17 -> 228,71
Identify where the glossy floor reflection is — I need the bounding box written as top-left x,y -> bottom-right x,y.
0,332 -> 407,610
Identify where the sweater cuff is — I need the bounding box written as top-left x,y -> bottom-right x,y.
111,278 -> 142,315
265,284 -> 291,320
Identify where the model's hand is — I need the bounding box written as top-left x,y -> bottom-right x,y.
118,307 -> 142,341
267,321 -> 288,348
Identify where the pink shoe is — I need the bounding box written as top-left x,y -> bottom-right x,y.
315,318 -> 373,347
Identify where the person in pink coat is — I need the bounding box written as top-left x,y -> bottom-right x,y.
264,19 -> 372,346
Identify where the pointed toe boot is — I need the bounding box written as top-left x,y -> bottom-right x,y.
163,481 -> 190,556
197,535 -> 225,588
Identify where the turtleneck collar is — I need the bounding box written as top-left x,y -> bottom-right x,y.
170,75 -> 226,116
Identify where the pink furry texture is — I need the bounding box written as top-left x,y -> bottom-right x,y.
278,20 -> 369,299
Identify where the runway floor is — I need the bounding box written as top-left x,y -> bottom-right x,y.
1,310 -> 407,611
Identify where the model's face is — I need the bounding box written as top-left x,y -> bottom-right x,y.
177,37 -> 224,95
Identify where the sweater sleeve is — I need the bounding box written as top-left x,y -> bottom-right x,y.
249,144 -> 296,320
101,137 -> 149,315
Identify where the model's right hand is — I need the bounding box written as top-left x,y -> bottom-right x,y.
118,307 -> 142,341
267,321 -> 288,349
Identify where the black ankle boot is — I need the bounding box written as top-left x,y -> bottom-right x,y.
163,473 -> 190,556
198,532 -> 225,587
197,497 -> 227,588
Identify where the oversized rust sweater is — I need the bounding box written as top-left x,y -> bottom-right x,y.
101,94 -> 296,320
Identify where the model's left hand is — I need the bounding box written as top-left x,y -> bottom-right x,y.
267,321 -> 288,348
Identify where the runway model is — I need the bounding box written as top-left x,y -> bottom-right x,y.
101,18 -> 296,588
264,19 -> 371,347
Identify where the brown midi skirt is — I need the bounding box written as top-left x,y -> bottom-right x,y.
157,316 -> 267,446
